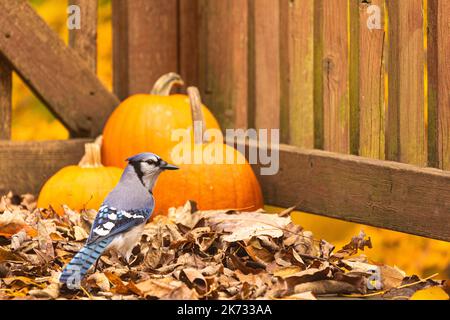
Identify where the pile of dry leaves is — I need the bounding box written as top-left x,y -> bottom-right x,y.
0,193 -> 447,300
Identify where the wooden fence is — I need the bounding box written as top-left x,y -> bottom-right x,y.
0,0 -> 449,241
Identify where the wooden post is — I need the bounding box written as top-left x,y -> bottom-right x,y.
313,0 -> 324,150
112,0 -> 178,100
321,0 -> 350,154
357,0 -> 386,159
252,0 -> 280,132
197,0 -> 248,129
349,0 -> 360,156
178,0 -> 199,87
428,0 -> 450,171
386,0 -> 426,166
68,0 -> 98,72
0,56 -> 12,140
280,0 -> 315,148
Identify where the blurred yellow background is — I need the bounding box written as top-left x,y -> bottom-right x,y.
10,0 -> 450,279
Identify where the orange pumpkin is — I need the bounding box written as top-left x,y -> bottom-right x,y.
37,141 -> 122,216
102,73 -> 221,167
153,87 -> 264,215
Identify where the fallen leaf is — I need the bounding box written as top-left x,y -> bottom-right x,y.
73,226 -> 89,241
87,273 -> 111,292
295,280 -> 360,295
181,268 -> 208,294
0,211 -> 37,238
104,272 -> 142,296
277,291 -> 317,300
207,212 -> 290,242
135,278 -> 198,300
0,247 -> 25,262
333,230 -> 372,260
380,265 -> 406,290
273,266 -> 303,278
28,282 -> 60,299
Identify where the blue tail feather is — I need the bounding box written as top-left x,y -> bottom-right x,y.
60,238 -> 112,289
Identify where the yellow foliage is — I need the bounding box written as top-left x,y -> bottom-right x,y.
410,287 -> 449,300
12,0 -> 112,141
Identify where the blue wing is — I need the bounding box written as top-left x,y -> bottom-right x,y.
86,205 -> 153,244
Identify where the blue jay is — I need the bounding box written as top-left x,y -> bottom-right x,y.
59,152 -> 178,289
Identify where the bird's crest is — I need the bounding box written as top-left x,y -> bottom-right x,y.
126,153 -> 161,163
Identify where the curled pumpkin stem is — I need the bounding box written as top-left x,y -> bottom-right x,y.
187,86 -> 207,145
79,143 -> 103,168
150,72 -> 184,96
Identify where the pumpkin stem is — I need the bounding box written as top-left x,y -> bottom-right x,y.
150,72 -> 184,96
187,86 -> 206,144
79,143 -> 103,168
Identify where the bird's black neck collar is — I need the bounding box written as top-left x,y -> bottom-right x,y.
130,162 -> 153,194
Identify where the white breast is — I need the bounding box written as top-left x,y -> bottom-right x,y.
106,224 -> 145,262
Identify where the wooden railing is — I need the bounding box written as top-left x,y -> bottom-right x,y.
0,0 -> 448,241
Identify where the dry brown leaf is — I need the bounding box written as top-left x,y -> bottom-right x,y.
295,280 -> 360,295
28,282 -> 60,299
0,247 -> 25,262
380,265 -> 406,290
283,267 -> 332,290
135,278 -> 198,300
273,266 -> 303,278
0,211 -> 37,238
181,268 -> 208,294
277,291 -> 317,300
73,226 -> 89,241
333,230 -> 372,260
244,240 -> 273,265
87,273 -> 111,292
207,212 -> 290,242
104,272 -> 142,296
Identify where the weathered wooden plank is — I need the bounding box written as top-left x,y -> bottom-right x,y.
313,0 -> 324,149
253,0 -> 280,132
228,139 -> 450,242
428,0 -> 450,170
68,0 -> 98,72
198,0 -> 248,129
178,0 -> 199,87
0,139 -> 91,195
321,0 -> 350,153
0,56 -> 12,140
358,0 -> 386,159
280,0 -> 315,148
349,0 -> 360,156
112,0 -> 178,100
0,0 -> 118,137
386,0 -> 426,166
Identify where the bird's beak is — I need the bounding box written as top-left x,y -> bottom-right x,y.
160,162 -> 179,170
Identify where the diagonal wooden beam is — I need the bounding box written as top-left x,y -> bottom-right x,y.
0,0 -> 119,137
